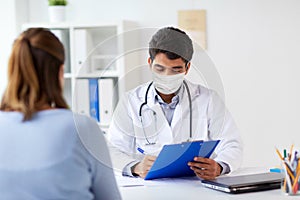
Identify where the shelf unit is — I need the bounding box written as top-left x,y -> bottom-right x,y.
23,21 -> 141,130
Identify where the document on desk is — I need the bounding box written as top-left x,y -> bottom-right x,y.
115,173 -> 145,187
144,176 -> 202,187
115,174 -> 201,187
144,140 -> 220,180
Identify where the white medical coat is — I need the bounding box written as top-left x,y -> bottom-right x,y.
107,80 -> 243,174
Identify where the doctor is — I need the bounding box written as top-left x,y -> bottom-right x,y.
107,27 -> 243,180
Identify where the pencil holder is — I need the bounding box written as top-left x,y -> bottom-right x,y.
281,160 -> 300,195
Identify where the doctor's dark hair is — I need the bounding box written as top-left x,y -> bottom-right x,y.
0,27 -> 68,121
149,27 -> 194,64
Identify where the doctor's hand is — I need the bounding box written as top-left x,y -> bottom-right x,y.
131,155 -> 157,179
188,157 -> 222,180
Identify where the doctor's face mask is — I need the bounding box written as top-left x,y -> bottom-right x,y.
148,53 -> 188,95
152,71 -> 185,95
150,53 -> 188,95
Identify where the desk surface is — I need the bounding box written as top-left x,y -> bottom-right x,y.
120,183 -> 294,200
117,168 -> 299,200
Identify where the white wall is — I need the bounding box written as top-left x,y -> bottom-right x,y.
0,2 -> 16,98
203,0 -> 300,169
24,0 -> 300,168
0,0 -> 28,98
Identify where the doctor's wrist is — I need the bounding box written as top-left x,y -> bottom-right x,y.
131,162 -> 141,177
217,161 -> 230,175
217,162 -> 223,175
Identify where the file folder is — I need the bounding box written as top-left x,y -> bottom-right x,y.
89,79 -> 99,122
144,140 -> 220,180
74,79 -> 90,116
98,78 -> 114,126
74,29 -> 90,74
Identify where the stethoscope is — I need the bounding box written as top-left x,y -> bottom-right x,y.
138,80 -> 192,145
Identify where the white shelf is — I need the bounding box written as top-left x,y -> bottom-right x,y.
22,21 -> 126,29
91,54 -> 116,59
23,21 -> 140,126
75,72 -> 120,79
63,73 -> 73,79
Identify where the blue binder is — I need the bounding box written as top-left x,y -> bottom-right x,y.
89,79 -> 99,122
144,140 -> 220,180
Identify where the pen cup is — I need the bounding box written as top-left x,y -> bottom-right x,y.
281,161 -> 300,196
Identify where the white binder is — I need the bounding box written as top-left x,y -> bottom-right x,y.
74,79 -> 90,116
74,29 -> 92,74
98,78 -> 114,126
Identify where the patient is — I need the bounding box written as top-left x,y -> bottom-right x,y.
0,28 -> 121,199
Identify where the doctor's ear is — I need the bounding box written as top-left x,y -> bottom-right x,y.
148,57 -> 153,67
185,62 -> 191,74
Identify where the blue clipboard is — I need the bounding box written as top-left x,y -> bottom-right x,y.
144,140 -> 220,180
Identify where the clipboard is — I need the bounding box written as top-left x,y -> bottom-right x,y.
144,140 -> 220,180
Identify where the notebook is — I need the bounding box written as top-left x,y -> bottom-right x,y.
144,140 -> 220,180
201,172 -> 284,194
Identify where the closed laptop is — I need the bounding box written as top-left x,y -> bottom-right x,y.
201,172 -> 284,194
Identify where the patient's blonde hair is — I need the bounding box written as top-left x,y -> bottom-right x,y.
0,28 -> 68,121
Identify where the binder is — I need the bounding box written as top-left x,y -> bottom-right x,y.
74,29 -> 92,74
144,140 -> 220,180
89,79 -> 99,122
74,79 -> 90,116
98,78 -> 114,126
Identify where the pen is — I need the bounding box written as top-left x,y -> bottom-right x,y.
289,144 -> 294,161
283,159 -> 295,182
292,167 -> 300,193
275,147 -> 284,160
137,147 -> 146,155
284,149 -> 287,159
292,151 -> 298,170
269,168 -> 283,173
283,163 -> 293,193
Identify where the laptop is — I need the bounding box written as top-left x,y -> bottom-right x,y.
201,172 -> 284,194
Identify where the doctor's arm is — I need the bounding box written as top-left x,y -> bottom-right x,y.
108,122 -> 157,178
190,91 -> 243,180
207,91 -> 243,174
107,94 -> 156,177
105,93 -> 136,174
107,114 -> 139,176
188,157 -> 222,180
108,119 -> 157,178
131,155 -> 156,178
